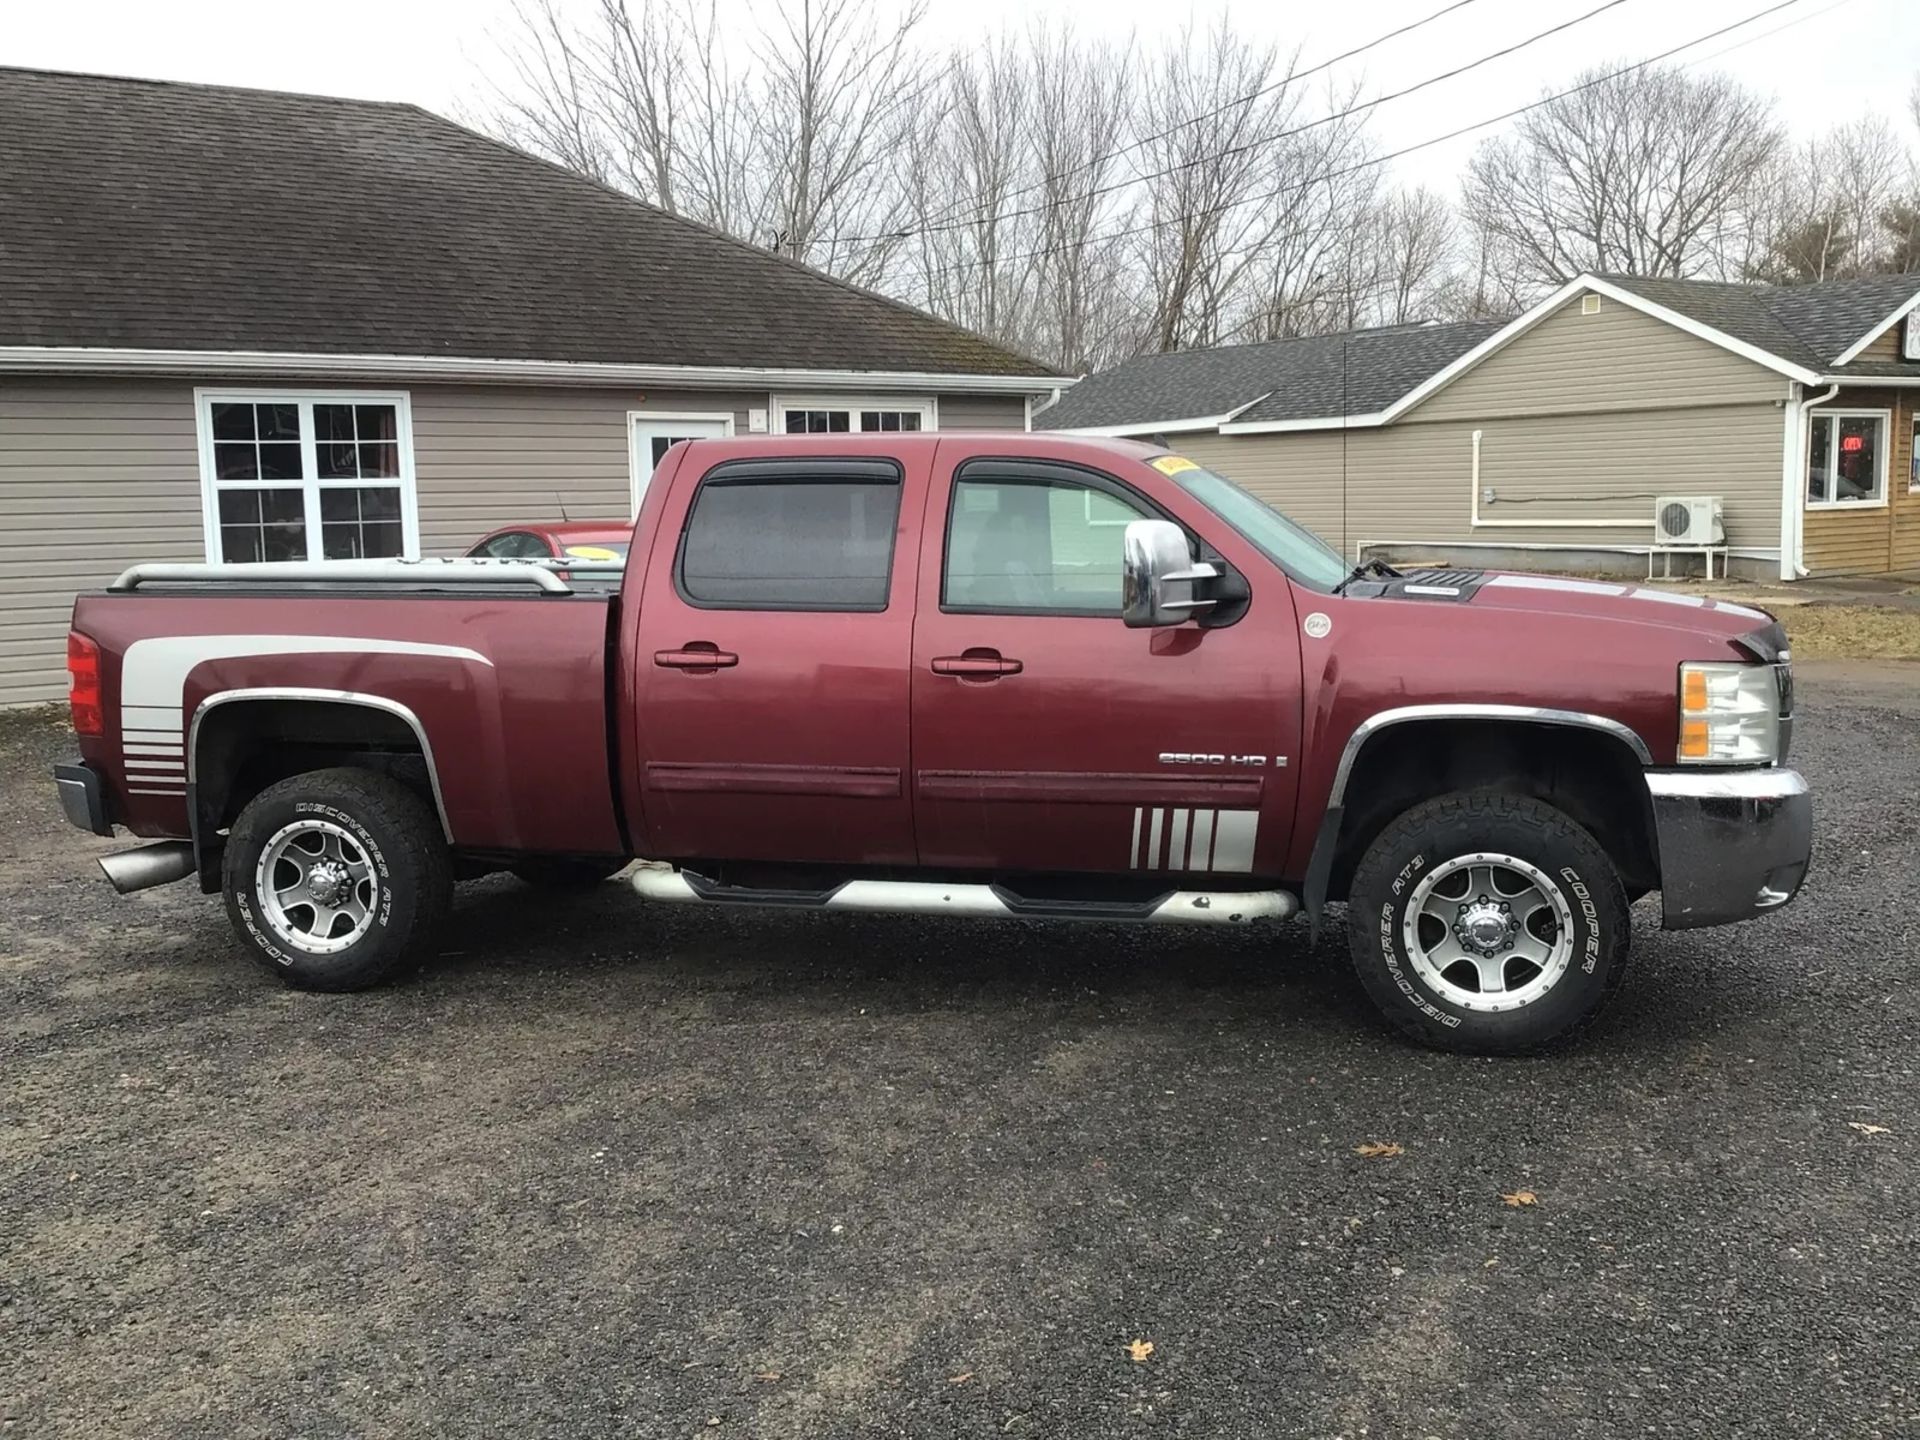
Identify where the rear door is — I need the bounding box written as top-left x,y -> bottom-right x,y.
910,447 -> 1303,878
632,443 -> 923,866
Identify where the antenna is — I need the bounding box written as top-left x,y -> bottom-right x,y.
555,492 -> 572,523
1341,335 -> 1350,560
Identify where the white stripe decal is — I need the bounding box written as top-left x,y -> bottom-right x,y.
1130,807 -> 1143,868
1146,809 -> 1165,870
1168,809 -> 1189,871
1189,810 -> 1214,871
125,759 -> 186,772
124,743 -> 184,757
128,787 -> 186,796
117,634 -> 492,750
1211,811 -> 1259,873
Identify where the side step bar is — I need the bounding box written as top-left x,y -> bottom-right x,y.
631,866 -> 1296,925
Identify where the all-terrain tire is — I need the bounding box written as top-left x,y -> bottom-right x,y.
222,767 -> 452,992
509,857 -> 628,890
1347,789 -> 1631,1055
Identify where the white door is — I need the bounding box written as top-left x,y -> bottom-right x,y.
630,412 -> 734,515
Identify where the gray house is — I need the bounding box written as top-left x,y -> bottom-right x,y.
0,66 -> 1070,704
1040,271 -> 1920,583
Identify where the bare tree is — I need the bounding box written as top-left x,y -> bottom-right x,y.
1135,25 -> 1288,351
1371,186 -> 1456,324
1461,63 -> 1782,285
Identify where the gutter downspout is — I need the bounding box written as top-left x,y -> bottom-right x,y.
1784,383 -> 1839,580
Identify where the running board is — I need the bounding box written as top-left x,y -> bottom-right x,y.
630,866 -> 1296,925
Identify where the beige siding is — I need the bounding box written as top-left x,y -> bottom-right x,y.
409,385 -> 638,551
0,378 -> 202,705
1407,294 -> 1787,423
0,375 -> 1047,703
938,393 -> 1029,430
1178,401 -> 1784,559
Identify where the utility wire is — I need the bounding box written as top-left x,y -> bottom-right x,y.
893,0 -> 1806,286
901,0 -> 1487,235
848,0 -> 1630,245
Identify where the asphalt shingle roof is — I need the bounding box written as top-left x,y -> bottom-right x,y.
0,66 -> 1053,377
1041,270 -> 1920,432
1035,319 -> 1503,431
1601,271 -> 1920,371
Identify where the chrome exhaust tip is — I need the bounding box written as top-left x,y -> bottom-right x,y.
99,840 -> 197,895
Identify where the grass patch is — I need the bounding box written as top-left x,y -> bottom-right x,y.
1781,604 -> 1920,660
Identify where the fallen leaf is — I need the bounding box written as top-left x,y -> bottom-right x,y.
1848,1122 -> 1891,1136
1126,1339 -> 1155,1363
1354,1141 -> 1403,1158
1500,1190 -> 1538,1207
948,1371 -> 974,1385
753,1372 -> 781,1383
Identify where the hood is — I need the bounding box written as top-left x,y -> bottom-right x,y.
1344,569 -> 1786,659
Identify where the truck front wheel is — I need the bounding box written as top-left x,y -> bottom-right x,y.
222,767 -> 452,992
1347,790 -> 1630,1054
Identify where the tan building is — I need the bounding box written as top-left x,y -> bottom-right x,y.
0,68 -> 1069,705
1039,272 -> 1920,585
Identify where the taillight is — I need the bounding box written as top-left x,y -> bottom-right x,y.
67,631 -> 103,737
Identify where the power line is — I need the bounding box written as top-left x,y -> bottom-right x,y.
894,0 -> 1806,287
1682,0 -> 1857,66
852,0 -> 1631,246
903,0 -> 1486,235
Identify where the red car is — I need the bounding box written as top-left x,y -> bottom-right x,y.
57,433 -> 1809,1053
465,521 -> 632,564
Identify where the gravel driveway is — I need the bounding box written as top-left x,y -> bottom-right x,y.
4,661 -> 1917,1439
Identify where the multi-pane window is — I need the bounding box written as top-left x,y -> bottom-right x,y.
778,398 -> 931,435
1806,410 -> 1888,506
200,393 -> 415,562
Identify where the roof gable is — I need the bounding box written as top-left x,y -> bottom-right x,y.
0,66 -> 1053,378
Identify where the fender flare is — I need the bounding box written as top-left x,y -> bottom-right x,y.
1301,704 -> 1653,938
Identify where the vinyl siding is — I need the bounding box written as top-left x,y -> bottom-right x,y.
1405,294 -> 1787,423
1178,401 -> 1784,558
0,378 -> 202,706
937,394 -> 1028,430
1802,388 -> 1919,576
0,375 -> 1045,703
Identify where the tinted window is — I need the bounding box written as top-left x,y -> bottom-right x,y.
944,477 -> 1147,613
476,532 -> 551,559
679,476 -> 901,609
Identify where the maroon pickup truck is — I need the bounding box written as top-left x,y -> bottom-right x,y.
54,433 -> 1809,1053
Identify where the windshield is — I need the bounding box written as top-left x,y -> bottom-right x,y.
1152,456 -> 1349,591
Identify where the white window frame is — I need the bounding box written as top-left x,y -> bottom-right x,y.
628,409 -> 736,516
770,393 -> 936,436
194,387 -> 420,562
1804,407 -> 1891,511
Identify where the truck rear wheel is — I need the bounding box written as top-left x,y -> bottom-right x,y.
222,767 -> 451,992
1346,790 -> 1630,1055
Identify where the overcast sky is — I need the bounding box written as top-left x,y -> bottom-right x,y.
4,0 -> 1914,191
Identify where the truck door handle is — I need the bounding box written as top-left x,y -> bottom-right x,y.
654,643 -> 738,670
931,649 -> 1023,679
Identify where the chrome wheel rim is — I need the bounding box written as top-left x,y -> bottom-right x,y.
255,820 -> 378,955
1402,852 -> 1574,1013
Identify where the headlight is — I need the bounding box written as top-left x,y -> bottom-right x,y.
1678,661 -> 1782,764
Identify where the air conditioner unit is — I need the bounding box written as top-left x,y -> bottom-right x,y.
1653,495 -> 1724,546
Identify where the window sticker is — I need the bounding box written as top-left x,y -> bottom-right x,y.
1149,455 -> 1200,476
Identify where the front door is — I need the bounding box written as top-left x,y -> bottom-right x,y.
910,450 -> 1303,878
630,413 -> 734,515
632,446 -> 923,867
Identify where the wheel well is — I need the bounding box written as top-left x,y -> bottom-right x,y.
1323,720 -> 1659,903
192,699 -> 442,839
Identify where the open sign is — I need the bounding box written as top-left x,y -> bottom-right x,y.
1841,434 -> 1866,453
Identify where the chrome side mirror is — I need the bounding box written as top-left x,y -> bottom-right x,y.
1122,519 -> 1219,628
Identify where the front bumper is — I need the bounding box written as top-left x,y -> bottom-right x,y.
54,761 -> 114,837
1646,767 -> 1810,929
